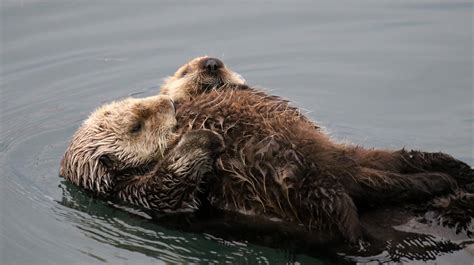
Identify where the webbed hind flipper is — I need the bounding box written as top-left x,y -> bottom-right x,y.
399,150 -> 474,190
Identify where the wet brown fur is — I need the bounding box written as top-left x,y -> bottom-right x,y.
171,88 -> 469,242
60,57 -> 474,245
158,57 -> 473,242
59,93 -> 227,214
59,95 -> 178,194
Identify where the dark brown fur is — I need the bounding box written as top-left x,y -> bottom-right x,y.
61,57 -> 473,246
155,56 -> 473,243
166,87 -> 471,243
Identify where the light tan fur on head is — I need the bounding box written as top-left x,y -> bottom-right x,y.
160,56 -> 245,102
60,95 -> 177,194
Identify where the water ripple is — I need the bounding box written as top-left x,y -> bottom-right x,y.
2,0 -> 472,264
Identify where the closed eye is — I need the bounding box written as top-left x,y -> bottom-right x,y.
130,122 -> 142,134
179,66 -> 190,77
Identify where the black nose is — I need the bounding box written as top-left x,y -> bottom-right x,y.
204,58 -> 223,72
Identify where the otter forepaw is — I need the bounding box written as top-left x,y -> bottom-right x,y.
177,130 -> 225,157
344,231 -> 370,252
356,239 -> 370,252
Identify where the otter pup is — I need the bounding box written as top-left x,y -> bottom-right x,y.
60,95 -> 225,211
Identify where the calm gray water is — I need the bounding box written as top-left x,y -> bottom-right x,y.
1,0 -> 473,264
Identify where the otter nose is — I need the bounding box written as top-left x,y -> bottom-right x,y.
204,58 -> 223,72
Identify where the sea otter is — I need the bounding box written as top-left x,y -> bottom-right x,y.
60,92 -> 461,243
161,88 -> 470,243
60,57 -> 473,245
160,56 -> 473,193
60,95 -> 225,212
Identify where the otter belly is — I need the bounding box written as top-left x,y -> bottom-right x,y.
174,89 -> 339,225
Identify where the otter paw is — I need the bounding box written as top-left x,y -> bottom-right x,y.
177,130 -> 225,157
356,239 -> 370,252
347,237 -> 370,252
428,191 -> 474,235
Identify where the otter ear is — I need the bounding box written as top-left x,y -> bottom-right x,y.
174,64 -> 189,78
99,154 -> 119,169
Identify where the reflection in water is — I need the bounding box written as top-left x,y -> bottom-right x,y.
58,180 -> 471,264
57,181 -> 319,264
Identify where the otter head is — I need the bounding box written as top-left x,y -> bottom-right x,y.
160,56 -> 246,102
60,95 -> 177,194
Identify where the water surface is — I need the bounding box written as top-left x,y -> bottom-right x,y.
1,0 -> 473,264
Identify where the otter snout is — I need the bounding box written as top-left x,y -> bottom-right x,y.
159,56 -> 246,103
201,57 -> 224,72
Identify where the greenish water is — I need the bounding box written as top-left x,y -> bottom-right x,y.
1,0 -> 472,264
